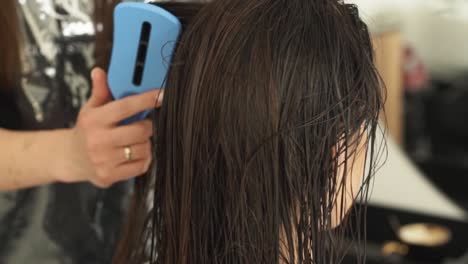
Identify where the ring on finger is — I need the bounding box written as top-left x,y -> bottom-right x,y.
124,146 -> 133,162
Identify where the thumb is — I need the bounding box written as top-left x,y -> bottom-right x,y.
86,67 -> 112,108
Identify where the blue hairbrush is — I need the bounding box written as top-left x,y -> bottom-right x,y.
108,2 -> 181,124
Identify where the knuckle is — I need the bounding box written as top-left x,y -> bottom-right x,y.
117,102 -> 133,118
145,93 -> 157,108
141,163 -> 149,174
78,113 -> 94,128
86,131 -> 112,151
142,158 -> 152,173
96,168 -> 110,180
145,142 -> 152,156
143,119 -> 153,127
95,180 -> 112,189
136,122 -> 149,135
145,121 -> 154,137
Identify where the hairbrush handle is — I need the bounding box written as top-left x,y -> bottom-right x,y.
108,2 -> 181,124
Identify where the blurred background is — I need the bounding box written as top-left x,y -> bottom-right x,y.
343,0 -> 468,263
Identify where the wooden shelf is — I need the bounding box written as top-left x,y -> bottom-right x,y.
372,31 -> 404,144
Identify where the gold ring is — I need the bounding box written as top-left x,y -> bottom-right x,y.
124,146 -> 133,162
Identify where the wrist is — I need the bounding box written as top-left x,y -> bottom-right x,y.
50,128 -> 82,183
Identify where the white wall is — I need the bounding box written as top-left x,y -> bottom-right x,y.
347,0 -> 468,79
369,132 -> 467,221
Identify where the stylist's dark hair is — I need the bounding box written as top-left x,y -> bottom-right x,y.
94,0 -> 121,69
115,0 -> 384,263
0,0 -> 21,91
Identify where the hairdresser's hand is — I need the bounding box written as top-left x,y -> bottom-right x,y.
57,68 -> 164,188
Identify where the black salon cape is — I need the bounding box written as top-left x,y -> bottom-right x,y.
0,92 -> 21,130
0,2 -> 131,263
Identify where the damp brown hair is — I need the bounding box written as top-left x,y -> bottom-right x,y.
113,0 -> 384,263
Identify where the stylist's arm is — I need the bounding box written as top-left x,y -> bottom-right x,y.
0,68 -> 163,191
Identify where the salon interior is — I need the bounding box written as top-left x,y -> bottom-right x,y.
343,0 -> 468,263
2,0 -> 468,263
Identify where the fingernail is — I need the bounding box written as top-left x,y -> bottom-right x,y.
156,90 -> 165,105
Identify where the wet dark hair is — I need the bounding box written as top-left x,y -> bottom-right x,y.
115,0 -> 383,263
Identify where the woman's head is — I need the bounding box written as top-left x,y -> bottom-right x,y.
116,0 -> 383,263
